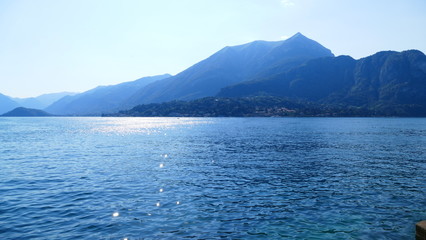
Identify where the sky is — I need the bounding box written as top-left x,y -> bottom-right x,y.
1,0 -> 425,98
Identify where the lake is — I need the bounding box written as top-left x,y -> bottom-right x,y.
0,117 -> 425,239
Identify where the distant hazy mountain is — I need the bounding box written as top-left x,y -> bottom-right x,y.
6,32 -> 424,117
45,74 -> 171,115
0,93 -> 20,114
13,92 -> 76,109
218,50 -> 426,116
125,33 -> 334,106
1,107 -> 53,117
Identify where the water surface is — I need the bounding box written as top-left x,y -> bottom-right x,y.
0,117 -> 425,239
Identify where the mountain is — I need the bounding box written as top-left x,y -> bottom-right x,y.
13,92 -> 77,109
219,55 -> 357,100
13,97 -> 44,109
0,93 -> 20,114
1,107 -> 53,117
124,33 -> 334,106
344,50 -> 426,108
218,50 -> 426,116
45,74 -> 171,116
5,33 -> 424,117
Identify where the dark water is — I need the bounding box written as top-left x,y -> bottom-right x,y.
0,117 -> 425,239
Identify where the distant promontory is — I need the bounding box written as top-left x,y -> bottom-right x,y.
1,107 -> 53,117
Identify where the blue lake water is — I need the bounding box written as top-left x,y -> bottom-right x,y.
0,117 -> 425,239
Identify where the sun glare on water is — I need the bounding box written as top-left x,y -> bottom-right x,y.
87,117 -> 211,135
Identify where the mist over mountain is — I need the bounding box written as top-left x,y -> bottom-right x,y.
124,33 -> 334,106
13,92 -> 77,109
0,93 -> 20,114
3,32 -> 425,117
45,74 -> 171,115
0,92 -> 76,114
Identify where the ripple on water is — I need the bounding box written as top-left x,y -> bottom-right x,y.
0,117 -> 425,239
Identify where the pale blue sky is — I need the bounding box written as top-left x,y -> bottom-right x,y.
1,0 -> 425,98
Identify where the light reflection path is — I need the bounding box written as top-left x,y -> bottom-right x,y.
90,117 -> 211,239
4,118 -> 423,239
87,117 -> 212,135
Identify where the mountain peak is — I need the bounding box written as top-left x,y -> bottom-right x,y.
291,32 -> 305,38
271,32 -> 334,58
285,32 -> 315,43
283,32 -> 309,42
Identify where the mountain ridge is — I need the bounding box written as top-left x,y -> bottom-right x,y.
13,92 -> 77,109
2,32 -> 425,117
124,33 -> 334,106
45,74 -> 171,115
217,49 -> 426,116
0,93 -> 20,114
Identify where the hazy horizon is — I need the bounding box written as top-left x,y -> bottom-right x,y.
1,0 -> 426,98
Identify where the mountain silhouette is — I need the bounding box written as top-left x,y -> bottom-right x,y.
0,93 -> 20,114
5,32 -> 425,117
218,50 -> 426,116
13,92 -> 76,109
45,74 -> 171,115
1,107 -> 53,117
124,33 -> 334,106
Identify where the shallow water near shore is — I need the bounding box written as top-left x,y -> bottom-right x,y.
1,117 -> 425,239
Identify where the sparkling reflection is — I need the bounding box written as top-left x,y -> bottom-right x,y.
4,118 -> 424,239
87,117 -> 212,134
